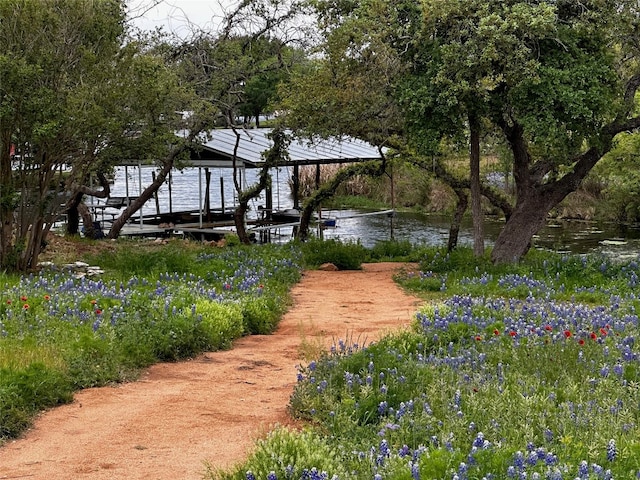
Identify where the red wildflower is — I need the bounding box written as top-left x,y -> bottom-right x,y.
578,339 -> 585,346
590,332 -> 598,340
44,294 -> 50,301
564,330 -> 572,338
95,309 -> 102,315
545,325 -> 553,331
493,329 -> 500,336
20,295 -> 27,301
599,328 -> 608,336
509,331 -> 517,337
6,299 -> 11,305
23,303 -> 29,310
90,299 -> 97,305
475,335 -> 482,341
259,284 -> 264,289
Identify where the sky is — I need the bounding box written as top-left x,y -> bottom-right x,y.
126,0 -> 235,37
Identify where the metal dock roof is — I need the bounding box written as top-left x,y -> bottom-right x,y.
189,128 -> 383,168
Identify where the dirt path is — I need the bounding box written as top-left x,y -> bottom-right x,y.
0,263 -> 421,480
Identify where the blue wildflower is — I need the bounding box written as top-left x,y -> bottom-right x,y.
606,439 -> 617,462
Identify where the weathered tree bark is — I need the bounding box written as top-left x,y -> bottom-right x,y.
297,159 -> 386,241
232,127 -> 289,244
65,192 -> 84,235
447,188 -> 468,252
107,160 -> 172,239
489,121 -> 620,263
469,114 -> 484,256
77,202 -> 99,239
234,202 -> 251,244
66,172 -> 110,237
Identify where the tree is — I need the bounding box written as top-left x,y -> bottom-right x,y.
0,0 -> 126,270
279,0 -> 505,248
0,1 -> 210,269
286,0 -> 640,263
161,0 -> 308,239
404,0 -> 640,262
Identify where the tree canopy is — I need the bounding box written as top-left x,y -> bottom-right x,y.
0,0 -> 205,270
280,0 -> 640,262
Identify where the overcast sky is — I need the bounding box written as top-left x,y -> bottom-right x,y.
126,0 -> 234,37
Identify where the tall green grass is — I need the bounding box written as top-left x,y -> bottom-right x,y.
0,239 -> 301,442
211,247 -> 640,480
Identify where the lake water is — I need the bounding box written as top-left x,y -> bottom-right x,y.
104,166 -> 640,258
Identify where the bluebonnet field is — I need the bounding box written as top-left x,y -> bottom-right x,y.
0,241 -> 301,440
217,249 -> 640,480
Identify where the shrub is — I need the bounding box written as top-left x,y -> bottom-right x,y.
240,295 -> 286,335
368,239 -> 416,261
210,427 -> 350,480
299,238 -> 368,270
196,299 -> 244,349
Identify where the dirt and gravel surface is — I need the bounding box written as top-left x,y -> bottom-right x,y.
0,262 -> 422,480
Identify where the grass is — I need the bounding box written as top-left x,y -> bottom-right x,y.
211,246 -> 640,480
0,237 -> 302,441
6,237 -> 640,479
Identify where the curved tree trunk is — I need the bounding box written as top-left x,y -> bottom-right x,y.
469,114 -> 484,256
232,127 -> 288,244
66,171 -> 110,236
490,120 -> 616,263
490,195 -> 547,263
78,202 -> 100,239
447,188 -> 468,252
65,191 -> 84,235
234,202 -> 251,244
296,160 -> 386,241
107,163 -> 171,239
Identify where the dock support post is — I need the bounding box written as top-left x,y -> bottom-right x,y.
138,163 -> 143,229
220,176 -> 225,214
198,167 -> 203,228
293,163 -> 299,210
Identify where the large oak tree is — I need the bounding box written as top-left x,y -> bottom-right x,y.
0,0 -> 206,270
283,0 -> 640,262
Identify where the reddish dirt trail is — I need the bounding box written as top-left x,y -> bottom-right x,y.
0,263 -> 421,480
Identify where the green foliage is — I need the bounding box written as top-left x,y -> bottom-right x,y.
83,240 -> 206,279
0,241 -> 301,441
197,300 -> 245,348
240,295 -> 286,335
299,238 -> 368,270
211,428 -> 350,480
370,239 -> 412,259
219,249 -> 640,480
368,240 -> 428,262
591,132 -> 640,222
0,363 -> 73,439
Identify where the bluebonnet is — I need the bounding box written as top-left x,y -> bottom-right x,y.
606,439 -> 617,462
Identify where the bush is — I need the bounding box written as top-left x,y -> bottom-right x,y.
210,427 -> 350,480
240,295 -> 286,335
196,300 -> 244,349
299,238 -> 368,270
369,239 -> 414,261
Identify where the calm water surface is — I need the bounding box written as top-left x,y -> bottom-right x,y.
105,166 -> 640,258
